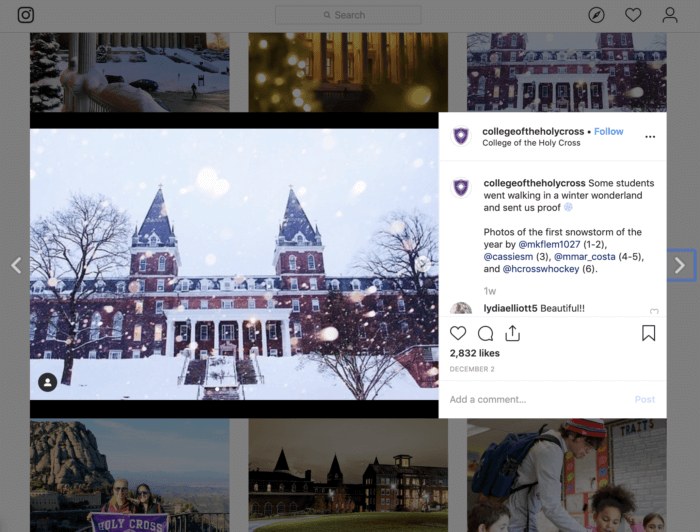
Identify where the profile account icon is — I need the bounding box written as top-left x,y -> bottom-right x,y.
451,126 -> 472,147
451,179 -> 472,199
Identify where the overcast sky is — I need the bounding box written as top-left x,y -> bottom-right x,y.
470,33 -> 666,51
32,419 -> 229,478
249,419 -> 447,484
30,129 -> 438,278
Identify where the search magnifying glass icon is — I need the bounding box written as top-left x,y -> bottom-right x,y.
323,11 -> 330,18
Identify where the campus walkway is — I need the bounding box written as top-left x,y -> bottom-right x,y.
249,516 -> 322,531
157,90 -> 229,112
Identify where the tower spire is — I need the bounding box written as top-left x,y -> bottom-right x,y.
274,449 -> 290,473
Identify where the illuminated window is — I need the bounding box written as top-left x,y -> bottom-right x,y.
134,325 -> 142,341
154,325 -> 162,341
135,300 -> 143,314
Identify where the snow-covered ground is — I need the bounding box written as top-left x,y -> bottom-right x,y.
94,49 -> 229,93
30,356 -> 438,400
243,356 -> 438,400
31,357 -> 197,400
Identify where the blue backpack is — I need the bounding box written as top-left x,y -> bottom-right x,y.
471,424 -> 563,499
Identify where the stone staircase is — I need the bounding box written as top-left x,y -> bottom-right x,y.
201,388 -> 240,400
236,359 -> 258,385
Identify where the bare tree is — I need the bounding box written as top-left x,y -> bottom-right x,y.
30,193 -> 131,385
468,33 -> 492,52
353,209 -> 438,341
301,289 -> 409,400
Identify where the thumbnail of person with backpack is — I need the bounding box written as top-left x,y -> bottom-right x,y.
471,419 -> 607,532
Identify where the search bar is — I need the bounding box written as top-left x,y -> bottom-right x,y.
275,5 -> 421,25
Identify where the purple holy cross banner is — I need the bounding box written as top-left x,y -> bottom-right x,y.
92,513 -> 168,532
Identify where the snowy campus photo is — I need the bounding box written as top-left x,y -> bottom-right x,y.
29,128 -> 439,401
30,33 -> 230,112
468,32 -> 667,112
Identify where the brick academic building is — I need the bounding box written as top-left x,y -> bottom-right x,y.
468,32 -> 667,111
30,188 -> 438,378
249,449 -> 447,515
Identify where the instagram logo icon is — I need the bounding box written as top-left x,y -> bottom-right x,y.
18,7 -> 34,23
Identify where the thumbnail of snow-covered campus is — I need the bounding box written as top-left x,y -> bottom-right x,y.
30,33 -> 230,112
467,32 -> 667,112
29,129 -> 439,401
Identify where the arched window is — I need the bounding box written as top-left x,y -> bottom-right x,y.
607,34 -> 613,46
264,502 -> 272,516
251,502 -> 259,514
149,235 -> 158,246
30,313 -> 37,341
373,279 -> 382,291
32,281 -> 44,294
90,312 -> 101,340
289,255 -> 297,270
303,484 -> 308,492
112,312 -> 123,338
116,282 -> 125,293
267,483 -> 271,492
279,483 -> 284,492
158,256 -> 166,271
253,484 -> 258,492
296,234 -> 304,244
621,34 -> 627,46
46,314 -> 58,340
351,279 -> 361,291
277,502 -> 285,515
200,279 -> 209,291
307,255 -> 315,270
331,279 -> 340,290
290,502 -> 297,513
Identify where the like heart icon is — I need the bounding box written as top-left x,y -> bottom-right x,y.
650,309 -> 659,314
625,7 -> 642,22
450,326 -> 466,341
